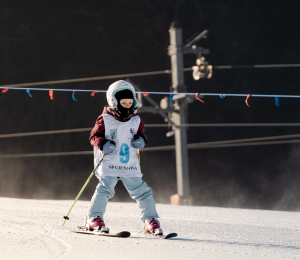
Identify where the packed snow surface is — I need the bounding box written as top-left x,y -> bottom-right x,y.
0,197 -> 300,260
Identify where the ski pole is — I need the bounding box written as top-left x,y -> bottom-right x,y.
137,149 -> 140,166
63,154 -> 106,225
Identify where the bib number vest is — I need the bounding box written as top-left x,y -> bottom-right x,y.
94,114 -> 142,178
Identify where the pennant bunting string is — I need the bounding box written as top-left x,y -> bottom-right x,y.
0,85 -> 296,108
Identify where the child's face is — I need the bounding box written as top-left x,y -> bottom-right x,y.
120,98 -> 133,108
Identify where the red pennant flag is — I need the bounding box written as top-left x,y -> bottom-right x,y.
245,94 -> 251,107
143,93 -> 149,96
195,93 -> 204,103
2,88 -> 8,93
91,91 -> 99,96
49,90 -> 54,100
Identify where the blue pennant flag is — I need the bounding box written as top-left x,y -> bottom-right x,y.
275,97 -> 279,107
72,91 -> 77,101
26,89 -> 33,98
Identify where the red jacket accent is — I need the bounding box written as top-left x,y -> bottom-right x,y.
90,106 -> 147,150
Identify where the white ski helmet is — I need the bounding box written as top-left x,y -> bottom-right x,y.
106,80 -> 139,109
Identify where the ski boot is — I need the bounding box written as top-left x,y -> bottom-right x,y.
143,218 -> 163,235
85,216 -> 109,233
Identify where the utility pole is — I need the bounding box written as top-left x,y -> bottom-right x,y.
129,22 -> 210,206
168,22 -> 192,205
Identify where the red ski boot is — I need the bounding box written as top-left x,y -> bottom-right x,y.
143,218 -> 163,235
86,216 -> 109,233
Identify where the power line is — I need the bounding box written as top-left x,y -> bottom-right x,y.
143,138 -> 300,151
0,151 -> 93,158
2,123 -> 300,139
184,64 -> 300,71
214,64 -> 300,69
1,137 -> 300,158
142,137 -> 300,151
188,139 -> 300,150
187,133 -> 300,147
0,64 -> 299,90
171,123 -> 300,127
0,70 -> 172,89
0,128 -> 92,138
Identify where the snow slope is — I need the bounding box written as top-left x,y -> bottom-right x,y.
0,197 -> 300,260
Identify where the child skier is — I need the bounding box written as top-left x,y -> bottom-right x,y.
86,80 -> 162,235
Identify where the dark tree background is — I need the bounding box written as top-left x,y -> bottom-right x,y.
1,0 -> 300,211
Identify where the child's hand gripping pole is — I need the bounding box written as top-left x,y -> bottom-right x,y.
63,154 -> 106,225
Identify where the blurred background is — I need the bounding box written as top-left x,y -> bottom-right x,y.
1,0 -> 300,211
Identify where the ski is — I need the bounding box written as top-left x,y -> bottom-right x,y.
71,227 -> 130,238
141,231 -> 178,239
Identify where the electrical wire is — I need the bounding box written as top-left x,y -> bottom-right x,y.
189,139 -> 300,149
1,124 -> 300,139
1,133 -> 300,158
0,151 -> 93,158
214,64 -> 300,69
142,138 -> 300,151
0,63 -> 299,90
1,123 -> 300,139
150,123 -> 300,127
0,71 -> 171,89
184,64 -> 300,70
187,133 -> 300,147
0,70 -> 172,89
0,128 -> 92,138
